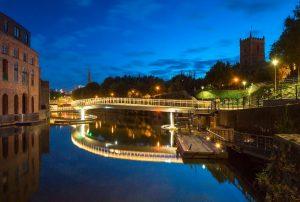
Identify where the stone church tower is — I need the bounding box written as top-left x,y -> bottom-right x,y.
240,33 -> 265,68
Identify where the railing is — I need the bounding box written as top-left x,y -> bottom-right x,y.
0,113 -> 40,126
50,105 -> 75,112
234,131 -> 274,158
207,128 -> 274,159
73,97 -> 213,110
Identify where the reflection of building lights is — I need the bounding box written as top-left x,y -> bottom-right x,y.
111,126 -> 114,134
157,141 -> 160,147
202,164 -> 206,169
115,140 -> 118,145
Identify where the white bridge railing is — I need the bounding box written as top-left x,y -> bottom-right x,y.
73,97 -> 213,109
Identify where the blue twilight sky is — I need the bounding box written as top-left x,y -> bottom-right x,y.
1,0 -> 298,89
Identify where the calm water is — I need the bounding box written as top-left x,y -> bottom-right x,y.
0,111 -> 257,202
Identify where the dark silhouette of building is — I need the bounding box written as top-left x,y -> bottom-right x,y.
240,33 -> 265,68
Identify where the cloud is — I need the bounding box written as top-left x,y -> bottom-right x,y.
224,0 -> 282,14
149,59 -> 191,68
182,46 -> 210,54
108,0 -> 162,22
124,51 -> 155,57
217,39 -> 233,47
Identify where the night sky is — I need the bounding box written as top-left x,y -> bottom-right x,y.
1,0 -> 298,89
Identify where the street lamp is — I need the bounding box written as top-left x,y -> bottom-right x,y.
155,85 -> 160,91
110,92 -> 115,97
272,58 -> 279,91
233,77 -> 240,84
242,80 -> 247,89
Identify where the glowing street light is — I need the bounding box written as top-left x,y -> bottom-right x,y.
215,142 -> 221,149
110,92 -> 115,97
242,80 -> 247,89
272,58 -> 279,91
155,85 -> 160,91
233,77 -> 240,84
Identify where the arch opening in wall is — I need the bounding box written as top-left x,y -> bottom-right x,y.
22,94 -> 27,114
2,94 -> 8,115
31,96 -> 34,113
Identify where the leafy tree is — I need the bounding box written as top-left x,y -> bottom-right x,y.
270,3 -> 300,73
204,61 -> 236,88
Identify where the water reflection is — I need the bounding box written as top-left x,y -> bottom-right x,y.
0,112 -> 260,201
0,124 -> 49,202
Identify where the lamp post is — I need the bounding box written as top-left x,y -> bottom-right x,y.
272,59 -> 279,91
242,81 -> 247,89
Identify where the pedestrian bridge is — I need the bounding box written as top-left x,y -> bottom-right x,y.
50,97 -> 215,114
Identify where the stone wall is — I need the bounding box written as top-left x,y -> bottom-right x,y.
217,104 -> 300,135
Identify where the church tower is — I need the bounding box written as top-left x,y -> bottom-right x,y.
240,33 -> 265,68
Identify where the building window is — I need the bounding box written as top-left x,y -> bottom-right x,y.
23,33 -> 29,44
31,70 -> 34,86
14,27 -> 20,38
14,63 -> 19,82
22,68 -> 28,85
23,53 -> 27,62
30,57 -> 35,65
2,44 -> 8,54
2,59 -> 8,81
3,21 -> 8,33
13,48 -> 19,58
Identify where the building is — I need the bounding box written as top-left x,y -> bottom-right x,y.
240,33 -> 265,68
0,12 -> 48,125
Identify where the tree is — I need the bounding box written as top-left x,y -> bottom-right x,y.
204,61 -> 236,88
270,3 -> 300,72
